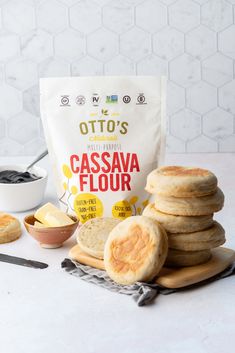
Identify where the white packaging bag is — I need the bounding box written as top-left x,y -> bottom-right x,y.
40,76 -> 166,224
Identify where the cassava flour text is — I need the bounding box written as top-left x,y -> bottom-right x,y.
70,152 -> 140,192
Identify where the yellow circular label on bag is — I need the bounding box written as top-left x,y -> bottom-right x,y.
112,200 -> 132,220
74,193 -> 103,223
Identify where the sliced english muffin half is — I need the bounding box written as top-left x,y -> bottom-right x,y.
0,213 -> 21,244
76,217 -> 120,259
104,216 -> 168,285
143,203 -> 213,233
145,166 -> 217,197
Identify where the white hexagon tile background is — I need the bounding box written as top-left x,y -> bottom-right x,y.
0,0 -> 235,155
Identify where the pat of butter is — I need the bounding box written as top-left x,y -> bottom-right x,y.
35,202 -> 74,226
44,211 -> 74,227
35,202 -> 58,224
34,221 -> 47,228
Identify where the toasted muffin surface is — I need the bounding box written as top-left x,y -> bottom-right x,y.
0,213 -> 21,243
104,216 -> 168,285
146,166 -> 217,197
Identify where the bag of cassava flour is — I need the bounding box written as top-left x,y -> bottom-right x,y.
40,76 -> 166,224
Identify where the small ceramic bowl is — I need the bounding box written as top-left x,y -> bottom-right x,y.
0,164 -> 47,212
24,214 -> 78,249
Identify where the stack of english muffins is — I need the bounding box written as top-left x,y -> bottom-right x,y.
143,166 -> 225,267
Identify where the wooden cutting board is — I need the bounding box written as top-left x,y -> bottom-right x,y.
69,245 -> 235,289
69,245 -> 105,270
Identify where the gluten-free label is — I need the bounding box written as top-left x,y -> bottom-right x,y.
74,193 -> 103,223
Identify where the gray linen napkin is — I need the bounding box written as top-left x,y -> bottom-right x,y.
61,259 -> 235,306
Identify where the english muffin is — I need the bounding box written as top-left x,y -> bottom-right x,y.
143,203 -> 213,233
155,188 -> 224,216
168,221 -> 225,251
0,213 -> 21,244
166,249 -> 212,267
76,217 -> 120,259
146,166 -> 217,197
104,216 -> 168,285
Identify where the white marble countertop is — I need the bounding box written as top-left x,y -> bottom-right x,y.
0,153 -> 235,353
